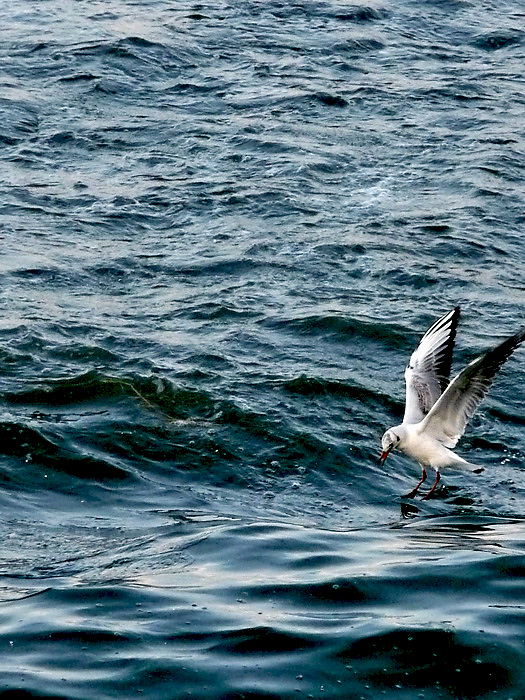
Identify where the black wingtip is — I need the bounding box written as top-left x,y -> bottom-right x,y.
474,325 -> 525,379
507,326 -> 525,357
448,305 -> 461,335
497,326 -> 525,353
436,307 -> 461,391
514,326 -> 525,346
423,306 -> 460,340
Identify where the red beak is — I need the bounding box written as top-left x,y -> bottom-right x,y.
378,445 -> 393,465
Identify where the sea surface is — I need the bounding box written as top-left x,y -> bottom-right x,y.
1,1 -> 524,698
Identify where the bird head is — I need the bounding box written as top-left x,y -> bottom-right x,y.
379,429 -> 401,465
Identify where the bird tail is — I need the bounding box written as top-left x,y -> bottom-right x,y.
451,461 -> 484,473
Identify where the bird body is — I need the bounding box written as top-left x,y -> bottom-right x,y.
385,422 -> 472,470
380,307 -> 524,498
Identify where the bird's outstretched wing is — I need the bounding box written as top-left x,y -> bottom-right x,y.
421,326 -> 525,448
403,307 -> 460,424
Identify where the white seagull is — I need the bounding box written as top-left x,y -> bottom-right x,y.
379,307 -> 525,499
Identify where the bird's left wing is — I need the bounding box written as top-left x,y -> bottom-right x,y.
421,326 -> 525,448
403,307 -> 460,424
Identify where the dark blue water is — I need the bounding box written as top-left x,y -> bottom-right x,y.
1,1 -> 524,698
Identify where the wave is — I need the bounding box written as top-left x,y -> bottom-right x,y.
264,313 -> 409,348
0,420 -> 128,484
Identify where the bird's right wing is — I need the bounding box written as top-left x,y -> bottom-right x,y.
403,307 -> 460,424
421,326 -> 525,448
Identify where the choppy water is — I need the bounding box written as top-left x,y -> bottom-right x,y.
1,0 -> 525,698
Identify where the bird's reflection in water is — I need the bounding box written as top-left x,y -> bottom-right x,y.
401,501 -> 420,518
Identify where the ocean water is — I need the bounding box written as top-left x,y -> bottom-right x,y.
1,0 -> 524,698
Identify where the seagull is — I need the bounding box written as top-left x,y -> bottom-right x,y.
379,307 -> 525,499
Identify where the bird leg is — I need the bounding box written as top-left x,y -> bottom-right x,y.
422,471 -> 441,500
403,468 -> 427,498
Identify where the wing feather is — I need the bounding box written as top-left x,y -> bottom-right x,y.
404,307 -> 460,424
421,326 -> 525,447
